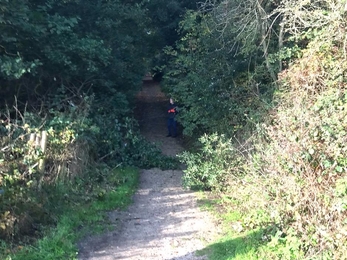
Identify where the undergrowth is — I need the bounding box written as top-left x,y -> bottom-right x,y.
197,193 -> 305,260
182,88 -> 347,258
179,18 -> 347,258
0,166 -> 139,260
0,88 -> 178,255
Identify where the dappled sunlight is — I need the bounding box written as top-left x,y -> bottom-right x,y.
79,168 -> 220,259
78,81 -> 220,259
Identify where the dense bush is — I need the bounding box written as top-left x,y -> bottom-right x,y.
162,11 -> 273,139
0,89 -> 177,242
0,0 -> 190,253
260,40 -> 347,258
168,0 -> 347,258
179,133 -> 245,190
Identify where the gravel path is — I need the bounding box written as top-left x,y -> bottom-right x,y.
78,80 -> 220,260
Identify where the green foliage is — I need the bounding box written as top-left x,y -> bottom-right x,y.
0,0 -> 35,80
196,192 -> 308,260
0,0 -> 153,105
143,0 -> 198,49
0,87 -> 177,243
167,1 -> 347,259
162,10 -> 274,138
0,0 -> 181,257
86,92 -> 178,169
120,130 -> 179,169
0,166 -> 139,260
263,85 -> 347,257
224,5 -> 347,257
180,133 -> 245,190
0,118 -> 44,239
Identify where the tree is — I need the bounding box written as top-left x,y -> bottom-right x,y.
0,0 -> 155,107
162,5 -> 275,137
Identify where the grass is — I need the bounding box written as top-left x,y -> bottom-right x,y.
197,199 -> 262,260
202,230 -> 261,260
0,166 -> 139,260
196,192 -> 304,260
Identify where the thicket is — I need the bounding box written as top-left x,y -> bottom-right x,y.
0,0 -> 183,252
164,0 -> 347,258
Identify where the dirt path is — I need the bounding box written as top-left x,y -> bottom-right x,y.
78,81 -> 220,260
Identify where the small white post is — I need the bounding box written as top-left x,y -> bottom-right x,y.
38,131 -> 47,174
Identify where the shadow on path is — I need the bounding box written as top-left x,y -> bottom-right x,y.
77,80 -> 219,260
135,80 -> 183,157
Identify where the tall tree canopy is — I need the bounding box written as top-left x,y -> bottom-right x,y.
163,0 -> 347,257
0,0 -> 154,107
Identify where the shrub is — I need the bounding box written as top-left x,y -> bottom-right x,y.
253,39 -> 347,257
179,133 -> 246,191
0,90 -> 178,242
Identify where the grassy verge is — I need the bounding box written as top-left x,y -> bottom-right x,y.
197,193 -> 303,260
1,166 -> 139,260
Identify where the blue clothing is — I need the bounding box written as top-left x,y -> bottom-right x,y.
167,102 -> 177,136
167,118 -> 177,137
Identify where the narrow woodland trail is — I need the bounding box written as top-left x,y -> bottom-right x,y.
78,80 -> 220,260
